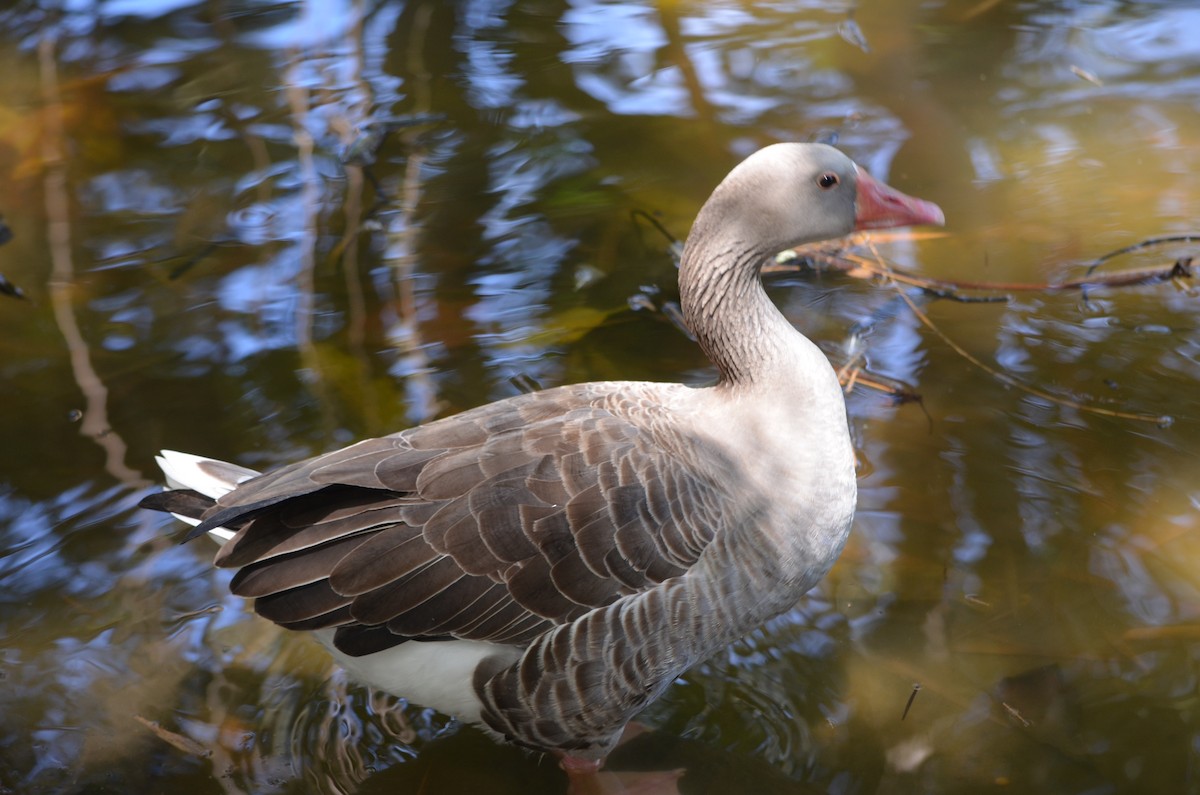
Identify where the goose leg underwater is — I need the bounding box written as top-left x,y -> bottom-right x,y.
141,142 -> 943,792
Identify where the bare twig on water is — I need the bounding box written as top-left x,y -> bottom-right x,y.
902,683 -> 921,721
773,235 -> 1197,296
861,239 -> 1172,426
837,363 -> 922,405
1069,65 -> 1104,86
1084,234 -> 1200,275
631,209 -> 684,265
1001,702 -> 1032,728
133,715 -> 211,758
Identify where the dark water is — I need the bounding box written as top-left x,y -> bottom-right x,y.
2,1 -> 1199,793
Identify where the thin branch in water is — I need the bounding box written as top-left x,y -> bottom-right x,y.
1001,702 -> 1032,729
919,287 -> 1009,304
1070,65 -> 1104,86
660,301 -> 692,340
133,715 -> 211,758
861,240 -> 1172,426
902,683 -> 921,721
1084,234 -> 1200,275
838,367 -> 923,405
509,373 -> 542,395
167,241 -> 220,280
630,209 -> 684,265
773,233 -> 1197,296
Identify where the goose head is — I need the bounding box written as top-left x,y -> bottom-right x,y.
690,142 -> 944,256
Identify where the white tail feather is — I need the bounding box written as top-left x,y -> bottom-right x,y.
154,450 -> 261,545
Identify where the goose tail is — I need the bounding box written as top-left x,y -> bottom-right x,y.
140,450 -> 260,544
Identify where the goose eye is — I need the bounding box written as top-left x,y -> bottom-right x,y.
817,172 -> 839,189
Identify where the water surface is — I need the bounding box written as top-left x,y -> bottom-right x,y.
2,1 -> 1199,793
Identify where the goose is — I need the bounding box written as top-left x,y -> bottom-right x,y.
141,142 -> 943,790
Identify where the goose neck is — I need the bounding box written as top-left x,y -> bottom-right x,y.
678,229 -> 800,386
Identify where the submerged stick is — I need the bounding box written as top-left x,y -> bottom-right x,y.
902,683 -> 921,721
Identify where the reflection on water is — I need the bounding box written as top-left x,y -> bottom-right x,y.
1,1 -> 1199,793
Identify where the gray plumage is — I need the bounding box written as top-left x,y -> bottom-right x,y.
143,142 -> 943,764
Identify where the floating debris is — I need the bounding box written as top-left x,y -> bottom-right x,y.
1001,702 -> 1032,727
838,11 -> 871,54
0,274 -> 26,300
902,683 -> 921,721
509,373 -> 542,394
133,715 -> 211,758
1070,65 -> 1104,86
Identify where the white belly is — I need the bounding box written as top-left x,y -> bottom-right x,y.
312,631 -> 522,723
